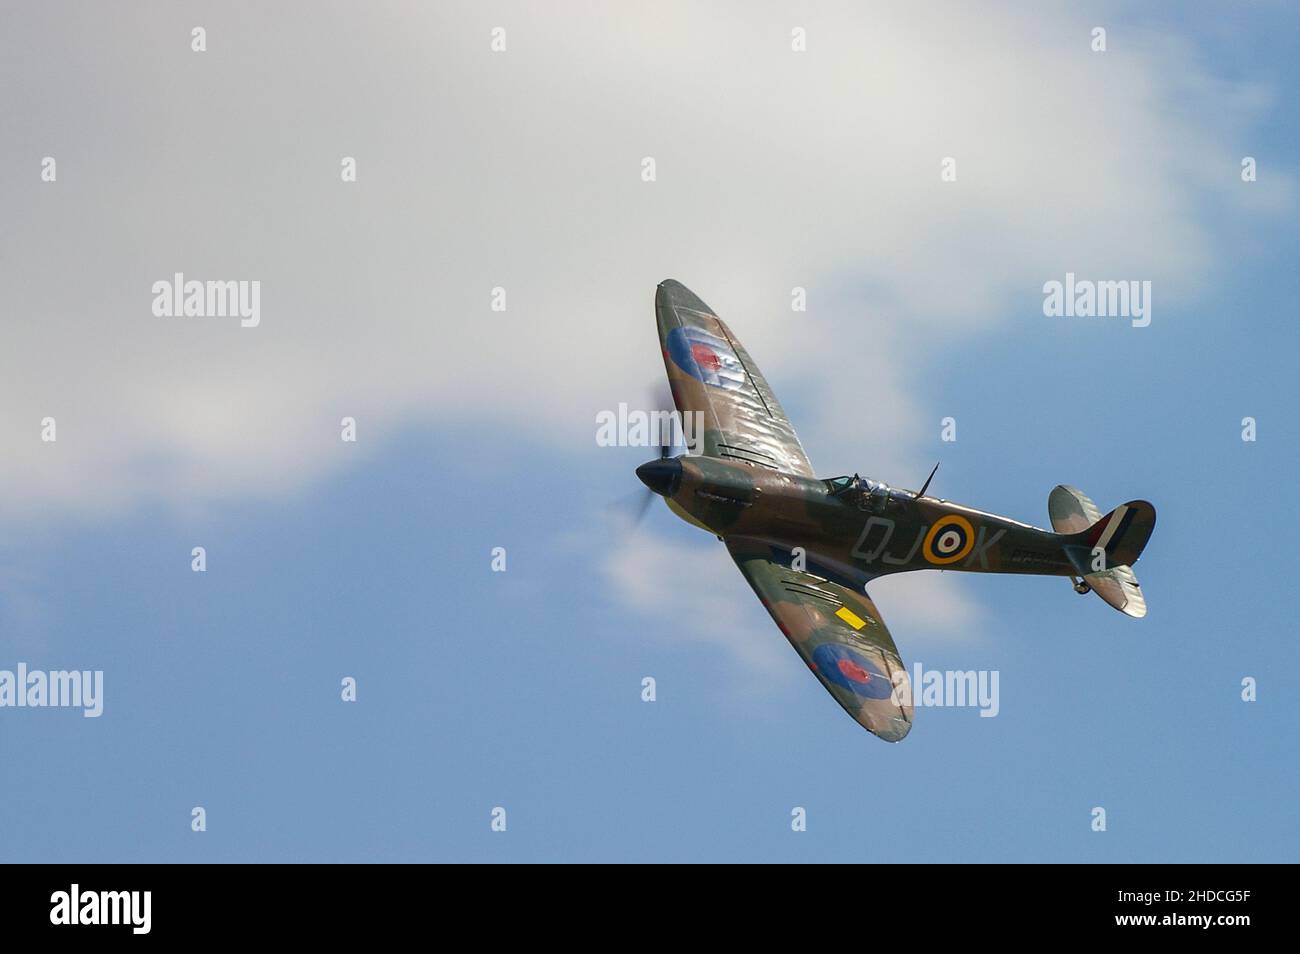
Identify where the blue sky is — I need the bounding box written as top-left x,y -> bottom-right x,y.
2,2 -> 1298,862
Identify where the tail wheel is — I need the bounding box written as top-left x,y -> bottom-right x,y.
1072,577 -> 1091,595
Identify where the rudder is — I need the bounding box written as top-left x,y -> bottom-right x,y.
1050,485 -> 1156,618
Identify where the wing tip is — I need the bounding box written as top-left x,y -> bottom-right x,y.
656,279 -> 715,316
860,710 -> 913,743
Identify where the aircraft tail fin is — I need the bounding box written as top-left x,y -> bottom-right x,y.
1050,485 -> 1156,618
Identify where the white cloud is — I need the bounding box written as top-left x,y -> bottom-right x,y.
0,2 -> 1289,522
865,571 -> 986,645
600,527 -> 795,679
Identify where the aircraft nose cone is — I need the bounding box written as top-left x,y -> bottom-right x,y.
636,458 -> 682,497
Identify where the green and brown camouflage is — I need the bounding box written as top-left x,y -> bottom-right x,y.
637,279 -> 1157,743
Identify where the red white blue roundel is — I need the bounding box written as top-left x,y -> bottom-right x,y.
811,644 -> 894,699
665,326 -> 745,390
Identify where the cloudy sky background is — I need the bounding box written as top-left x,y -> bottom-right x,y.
2,1 -> 1297,861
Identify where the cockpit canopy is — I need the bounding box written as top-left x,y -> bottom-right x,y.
824,475 -> 888,494
824,475 -> 856,495
823,475 -> 901,512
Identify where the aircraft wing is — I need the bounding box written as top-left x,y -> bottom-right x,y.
725,537 -> 913,742
655,280 -> 815,478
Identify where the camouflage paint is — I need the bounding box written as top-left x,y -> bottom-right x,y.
643,280 -> 1156,742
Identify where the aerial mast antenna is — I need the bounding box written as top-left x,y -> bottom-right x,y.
916,462 -> 940,498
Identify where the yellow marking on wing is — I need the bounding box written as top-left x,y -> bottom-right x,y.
835,606 -> 867,630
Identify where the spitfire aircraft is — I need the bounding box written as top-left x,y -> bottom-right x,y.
636,280 -> 1156,742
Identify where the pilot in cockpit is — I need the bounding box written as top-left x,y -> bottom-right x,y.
825,473 -> 895,511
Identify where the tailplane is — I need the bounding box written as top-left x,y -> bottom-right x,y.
1049,485 -> 1156,618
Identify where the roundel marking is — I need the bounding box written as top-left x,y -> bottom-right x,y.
810,644 -> 894,699
664,326 -> 745,390
923,514 -> 976,565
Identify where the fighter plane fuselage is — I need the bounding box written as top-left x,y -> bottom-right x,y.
641,454 -> 1081,586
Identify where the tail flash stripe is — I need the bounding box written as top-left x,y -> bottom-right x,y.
1095,504 -> 1130,551
1109,508 -> 1137,551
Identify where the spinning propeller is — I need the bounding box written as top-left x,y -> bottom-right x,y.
626,385 -> 680,527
